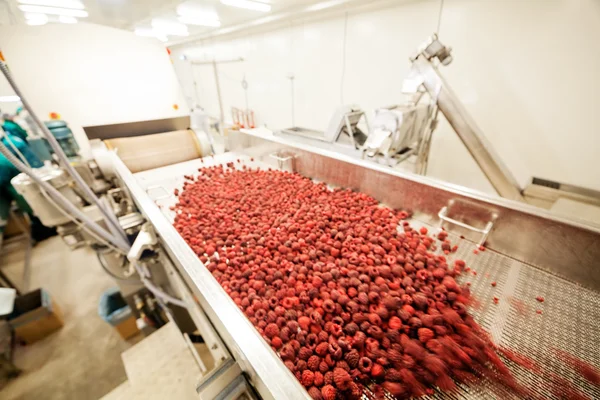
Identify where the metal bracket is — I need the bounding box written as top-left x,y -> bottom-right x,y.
126,222 -> 158,276
269,150 -> 297,171
196,358 -> 244,399
438,203 -> 497,247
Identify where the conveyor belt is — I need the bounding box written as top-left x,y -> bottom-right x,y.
133,153 -> 600,400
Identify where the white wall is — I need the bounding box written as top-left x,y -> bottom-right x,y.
171,0 -> 600,194
0,22 -> 188,156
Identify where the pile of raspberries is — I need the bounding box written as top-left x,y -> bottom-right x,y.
172,162 -> 528,399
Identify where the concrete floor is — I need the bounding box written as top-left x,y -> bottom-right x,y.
0,236 -> 137,400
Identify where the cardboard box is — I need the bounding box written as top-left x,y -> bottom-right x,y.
8,289 -> 64,345
115,315 -> 139,340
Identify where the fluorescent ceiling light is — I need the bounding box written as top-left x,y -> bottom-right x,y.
18,5 -> 88,17
18,0 -> 84,10
178,15 -> 221,27
58,15 -> 77,23
134,27 -> 168,42
220,0 -> 271,12
24,12 -> 48,25
0,96 -> 21,103
151,18 -> 189,37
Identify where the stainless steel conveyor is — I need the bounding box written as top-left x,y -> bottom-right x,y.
108,129 -> 600,400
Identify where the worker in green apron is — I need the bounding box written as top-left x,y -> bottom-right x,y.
1,113 -> 28,143
0,133 -> 55,241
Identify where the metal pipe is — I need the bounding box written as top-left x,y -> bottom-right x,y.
0,141 -> 129,252
413,57 -> 525,201
0,59 -> 129,243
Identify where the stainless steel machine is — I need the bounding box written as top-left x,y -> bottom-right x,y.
99,128 -> 600,399
277,104 -> 368,149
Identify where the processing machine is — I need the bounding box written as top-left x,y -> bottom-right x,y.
1,35 -> 600,399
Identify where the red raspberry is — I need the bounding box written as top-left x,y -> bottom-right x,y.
315,342 -> 329,356
345,349 -> 360,368
284,360 -> 295,372
319,361 -> 329,374
308,355 -> 321,371
344,322 -> 359,336
418,328 -> 435,343
302,370 -> 315,387
385,368 -> 402,382
382,381 -> 406,397
308,386 -> 323,400
321,384 -> 337,400
347,382 -> 362,400
357,292 -> 369,305
336,360 -> 350,372
296,360 -> 308,372
332,367 -> 351,390
388,316 -> 402,330
324,371 -> 334,385
298,347 -> 313,360
371,363 -> 385,379
264,323 -> 279,338
298,316 -> 311,330
271,337 -> 282,349
314,371 -> 324,387
318,330 -> 329,343
358,357 -> 372,373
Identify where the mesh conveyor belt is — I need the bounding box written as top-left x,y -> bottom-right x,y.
134,155 -> 600,400
397,220 -> 600,399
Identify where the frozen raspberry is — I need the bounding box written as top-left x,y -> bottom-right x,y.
284,360 -> 295,372
385,368 -> 402,382
382,381 -> 406,397
358,357 -> 372,373
345,349 -> 360,368
315,342 -> 329,356
336,360 -> 350,372
324,371 -> 333,385
333,367 -> 351,390
347,382 -> 362,400
314,371 -> 324,387
319,361 -> 329,374
296,360 -> 308,372
298,347 -> 313,360
418,328 -> 435,343
271,337 -> 283,349
264,323 -> 279,338
308,386 -> 323,400
302,370 -> 315,387
321,384 -> 337,400
383,296 -> 401,311
371,363 -> 385,379
308,355 -> 321,371
298,316 -> 311,330
388,316 -> 402,330
317,330 -> 329,342
353,331 -> 367,348
344,322 -> 359,336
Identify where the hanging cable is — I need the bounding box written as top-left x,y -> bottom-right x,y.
0,60 -> 128,246
340,11 -> 349,105
436,0 -> 445,35
0,141 -> 128,252
133,261 -> 188,308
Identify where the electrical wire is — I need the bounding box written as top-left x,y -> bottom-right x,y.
436,0 -> 445,35
39,188 -> 126,255
0,140 -> 129,252
0,60 -> 128,246
133,261 -> 188,309
340,11 -> 349,105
